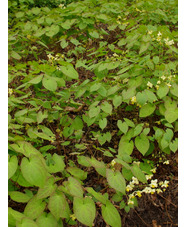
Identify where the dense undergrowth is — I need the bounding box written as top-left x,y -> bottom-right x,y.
8,0 -> 178,226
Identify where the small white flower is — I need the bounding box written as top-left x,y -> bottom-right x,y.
147,81 -> 153,88
126,184 -> 134,192
111,159 -> 116,166
128,200 -> 134,205
59,4 -> 64,8
161,75 -> 166,80
113,53 -> 119,57
150,168 -> 157,173
146,174 -> 153,180
142,187 -> 152,194
161,180 -> 169,188
147,30 -> 153,35
149,179 -> 158,188
156,188 -> 163,194
8,88 -> 13,95
157,80 -> 161,84
133,161 -> 140,166
132,177 -> 139,185
163,160 -> 169,165
129,193 -> 135,199
157,31 -> 162,37
166,83 -> 172,88
130,96 -> 137,104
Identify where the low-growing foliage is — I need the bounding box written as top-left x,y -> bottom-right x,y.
8,0 -> 177,226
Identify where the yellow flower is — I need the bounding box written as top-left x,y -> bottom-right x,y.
135,191 -> 142,197
70,214 -> 76,221
126,184 -> 134,192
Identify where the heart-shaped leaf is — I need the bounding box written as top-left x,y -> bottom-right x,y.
73,197 -> 96,227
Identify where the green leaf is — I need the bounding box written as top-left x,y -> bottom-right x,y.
118,38 -> 126,46
24,196 -> 46,219
131,164 -> 147,183
8,155 -> 18,179
90,83 -> 102,92
37,177 -> 57,199
124,118 -> 135,128
122,88 -> 136,101
139,103 -> 156,117
31,7 -> 41,15
113,95 -> 122,108
11,51 -> 22,60
74,197 -> 96,227
21,155 -> 47,187
36,212 -> 58,227
86,187 -> 107,204
106,169 -> 126,194
42,76 -> 57,92
9,191 -> 31,203
170,83 -> 178,97
29,75 -> 43,84
8,207 -> 25,226
16,217 -> 38,227
164,108 -> 178,123
47,154 -> 65,173
89,31 -> 99,38
101,101 -> 113,114
102,201 -> 121,227
136,92 -> 147,105
66,177 -> 84,198
60,39 -> 68,49
48,191 -> 70,220
118,139 -> 134,156
139,42 -> 149,54
117,120 -> 128,134
90,158 -> 106,177
66,167 -> 87,180
72,117 -> 84,130
135,134 -> 149,155
99,118 -> 107,130
37,110 -> 48,124
144,90 -> 157,103
153,56 -> 159,64
169,138 -> 178,153
89,106 -> 100,118
157,84 -> 169,98
60,64 -> 79,79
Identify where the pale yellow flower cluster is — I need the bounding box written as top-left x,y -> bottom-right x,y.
130,96 -> 136,105
59,4 -> 66,9
156,31 -> 162,42
8,88 -> 13,95
164,37 -> 174,46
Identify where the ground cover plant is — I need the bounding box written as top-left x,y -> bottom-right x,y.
8,0 -> 178,226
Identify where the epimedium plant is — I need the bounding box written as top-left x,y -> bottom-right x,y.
8,0 -> 178,226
